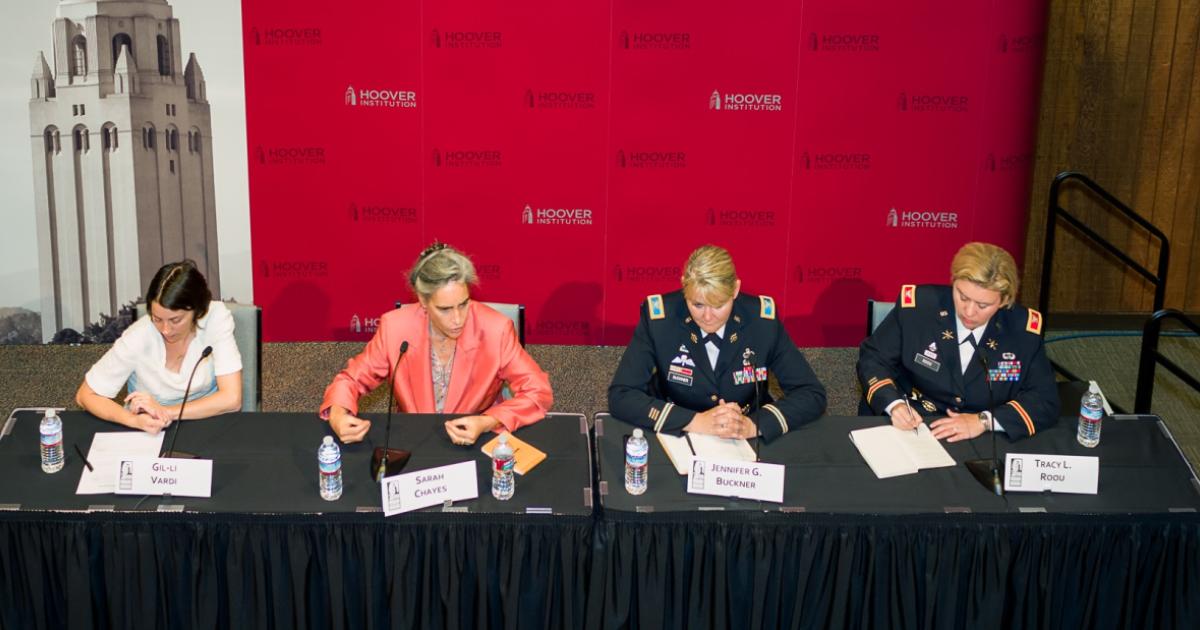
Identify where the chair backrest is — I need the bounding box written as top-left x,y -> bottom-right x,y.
393,301 -> 526,346
137,301 -> 262,412
866,299 -> 896,337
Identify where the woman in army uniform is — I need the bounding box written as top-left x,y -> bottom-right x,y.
608,245 -> 826,443
857,242 -> 1059,442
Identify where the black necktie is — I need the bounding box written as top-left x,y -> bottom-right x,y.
961,334 -> 976,348
703,332 -> 722,347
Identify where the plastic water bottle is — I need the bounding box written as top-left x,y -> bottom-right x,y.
1077,383 -> 1105,448
492,433 -> 515,501
39,409 -> 64,473
625,428 -> 649,495
318,436 -> 343,501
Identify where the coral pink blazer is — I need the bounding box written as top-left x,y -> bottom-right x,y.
320,302 -> 552,431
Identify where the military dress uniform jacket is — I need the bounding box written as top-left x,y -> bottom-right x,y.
608,291 -> 827,442
856,284 -> 1060,439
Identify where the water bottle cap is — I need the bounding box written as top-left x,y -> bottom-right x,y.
632,428 -> 643,438
498,433 -> 508,443
1088,382 -> 1100,394
44,409 -> 55,418
323,436 -> 334,445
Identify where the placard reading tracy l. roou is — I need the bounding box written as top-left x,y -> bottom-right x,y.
1004,453 -> 1099,494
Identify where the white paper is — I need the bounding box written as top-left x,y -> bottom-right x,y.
75,432 -> 166,494
849,424 -> 956,479
657,432 -> 757,475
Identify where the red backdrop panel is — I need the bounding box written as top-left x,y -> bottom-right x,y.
243,0 -> 1049,346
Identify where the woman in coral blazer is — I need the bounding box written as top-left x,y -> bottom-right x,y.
320,243 -> 553,445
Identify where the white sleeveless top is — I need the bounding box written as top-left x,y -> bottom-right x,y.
85,301 -> 243,405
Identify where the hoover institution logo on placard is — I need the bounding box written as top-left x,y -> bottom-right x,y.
521,204 -> 594,226
886,207 -> 959,230
709,90 -> 783,112
345,85 -> 417,109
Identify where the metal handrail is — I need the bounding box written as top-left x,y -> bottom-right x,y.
1039,171 -> 1170,317
1135,309 -> 1200,414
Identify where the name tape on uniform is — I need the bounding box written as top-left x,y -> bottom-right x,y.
686,458 -> 785,503
114,457 -> 212,498
381,460 -> 478,516
1004,453 -> 1098,495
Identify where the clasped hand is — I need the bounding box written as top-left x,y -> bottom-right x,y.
124,391 -> 172,434
685,400 -> 754,439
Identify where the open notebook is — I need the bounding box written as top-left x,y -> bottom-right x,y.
656,432 -> 757,475
849,424 -> 956,479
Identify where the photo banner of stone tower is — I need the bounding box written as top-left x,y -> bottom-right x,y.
29,0 -> 219,342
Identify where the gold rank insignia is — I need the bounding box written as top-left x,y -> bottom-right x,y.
733,315 -> 742,323
760,295 -> 776,319
941,330 -> 954,340
900,284 -> 917,308
647,294 -> 665,320
1026,308 -> 1043,335
939,310 -> 949,317
868,376 -> 879,385
690,332 -> 698,343
986,339 -> 998,350
729,332 -> 738,343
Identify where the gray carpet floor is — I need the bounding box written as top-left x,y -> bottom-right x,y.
3,338 -> 1196,470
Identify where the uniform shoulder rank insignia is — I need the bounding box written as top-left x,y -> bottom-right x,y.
647,294 -> 665,320
759,295 -> 776,320
1025,308 -> 1043,335
900,284 -> 917,308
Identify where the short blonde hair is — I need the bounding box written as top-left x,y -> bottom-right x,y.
950,242 -> 1019,307
681,245 -> 738,305
408,242 -> 477,299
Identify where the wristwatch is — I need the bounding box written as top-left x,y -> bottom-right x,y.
979,410 -> 994,431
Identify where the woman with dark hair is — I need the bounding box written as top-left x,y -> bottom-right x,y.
76,260 -> 243,433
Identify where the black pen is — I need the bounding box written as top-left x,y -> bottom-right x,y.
74,444 -> 94,472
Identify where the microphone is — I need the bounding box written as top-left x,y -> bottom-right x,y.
373,340 -> 412,481
161,345 -> 212,459
965,344 -> 1003,495
745,349 -> 762,462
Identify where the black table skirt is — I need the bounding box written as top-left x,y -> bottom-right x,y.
0,512 -> 593,630
586,511 -> 1200,630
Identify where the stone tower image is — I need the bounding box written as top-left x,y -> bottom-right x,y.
29,0 -> 219,341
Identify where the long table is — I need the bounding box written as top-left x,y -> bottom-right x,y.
3,406 -> 1198,629
589,410 -> 1200,629
0,410 -> 593,629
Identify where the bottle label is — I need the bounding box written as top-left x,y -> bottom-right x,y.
494,457 -> 514,473
319,460 -> 341,474
41,431 -> 61,446
1080,407 -> 1103,421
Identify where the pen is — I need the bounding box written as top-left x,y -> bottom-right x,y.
74,444 -> 94,472
902,396 -> 922,435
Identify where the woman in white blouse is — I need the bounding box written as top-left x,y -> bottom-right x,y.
75,261 -> 243,433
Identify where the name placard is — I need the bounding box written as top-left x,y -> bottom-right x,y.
113,457 -> 212,498
381,461 -> 478,516
686,458 -> 785,503
1004,453 -> 1099,495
